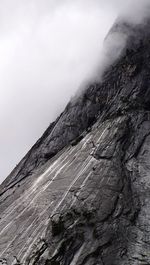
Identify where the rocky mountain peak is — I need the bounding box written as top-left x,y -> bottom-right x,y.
0,19 -> 150,265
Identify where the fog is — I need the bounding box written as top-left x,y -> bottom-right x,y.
0,0 -> 150,182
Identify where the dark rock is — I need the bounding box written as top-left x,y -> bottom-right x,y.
0,19 -> 150,265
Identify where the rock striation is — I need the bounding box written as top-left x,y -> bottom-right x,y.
0,19 -> 150,265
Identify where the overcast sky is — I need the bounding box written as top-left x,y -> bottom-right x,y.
0,0 -> 150,183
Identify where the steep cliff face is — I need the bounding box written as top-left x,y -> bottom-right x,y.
0,20 -> 150,265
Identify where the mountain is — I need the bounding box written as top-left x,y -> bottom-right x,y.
0,19 -> 150,265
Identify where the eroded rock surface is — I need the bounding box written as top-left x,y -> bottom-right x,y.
0,20 -> 150,264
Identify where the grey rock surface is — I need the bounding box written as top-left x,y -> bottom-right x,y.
0,19 -> 150,264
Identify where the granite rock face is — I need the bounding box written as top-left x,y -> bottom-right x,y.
0,20 -> 150,264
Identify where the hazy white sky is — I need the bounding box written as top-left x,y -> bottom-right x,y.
0,0 -> 150,182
